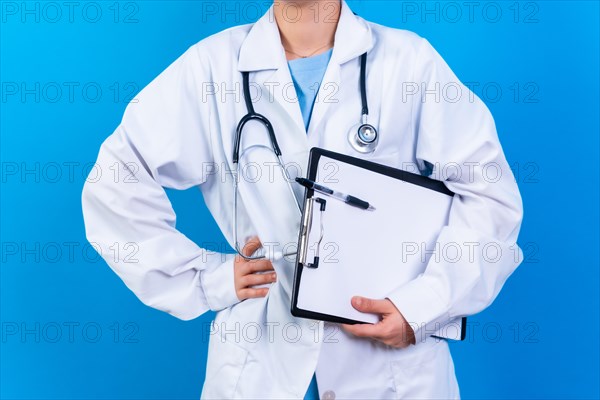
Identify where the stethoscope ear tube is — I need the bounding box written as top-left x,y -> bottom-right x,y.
233,113 -> 281,164
234,71 -> 283,164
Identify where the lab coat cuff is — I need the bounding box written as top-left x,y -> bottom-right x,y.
386,276 -> 451,344
200,254 -> 240,312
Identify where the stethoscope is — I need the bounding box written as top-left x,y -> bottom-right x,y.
232,52 -> 378,260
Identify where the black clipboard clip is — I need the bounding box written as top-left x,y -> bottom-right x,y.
298,197 -> 327,269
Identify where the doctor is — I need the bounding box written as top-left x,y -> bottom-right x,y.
82,0 -> 524,398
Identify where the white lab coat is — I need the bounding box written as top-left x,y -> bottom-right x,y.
82,1 -> 524,398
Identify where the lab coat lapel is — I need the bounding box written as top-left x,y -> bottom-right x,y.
234,7 -> 305,252
237,5 -> 306,141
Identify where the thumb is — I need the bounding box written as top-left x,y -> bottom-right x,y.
351,296 -> 390,314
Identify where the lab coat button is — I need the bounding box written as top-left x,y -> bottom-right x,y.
322,390 -> 335,399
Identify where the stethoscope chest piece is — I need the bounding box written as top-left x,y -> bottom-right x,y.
348,121 -> 379,154
347,52 -> 378,154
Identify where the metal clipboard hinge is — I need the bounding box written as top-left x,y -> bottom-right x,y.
298,197 -> 327,269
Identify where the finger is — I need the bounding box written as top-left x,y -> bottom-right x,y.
238,258 -> 272,275
341,322 -> 384,339
246,260 -> 275,273
241,236 -> 262,258
238,287 -> 269,299
351,296 -> 393,314
242,272 -> 277,287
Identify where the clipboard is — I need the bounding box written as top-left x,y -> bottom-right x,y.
291,148 -> 466,341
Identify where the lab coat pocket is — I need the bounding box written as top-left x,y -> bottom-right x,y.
389,338 -> 459,399
202,327 -> 249,400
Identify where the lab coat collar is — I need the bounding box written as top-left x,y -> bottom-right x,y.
237,0 -> 374,72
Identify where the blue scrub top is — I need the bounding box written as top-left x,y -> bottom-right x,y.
288,48 -> 334,132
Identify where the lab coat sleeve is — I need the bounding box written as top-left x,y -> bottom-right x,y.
386,38 -> 524,342
81,45 -> 240,320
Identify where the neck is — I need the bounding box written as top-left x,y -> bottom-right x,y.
274,1 -> 341,60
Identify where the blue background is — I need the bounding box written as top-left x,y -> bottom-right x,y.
1,1 -> 598,399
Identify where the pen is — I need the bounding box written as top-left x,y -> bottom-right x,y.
295,177 -> 375,211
